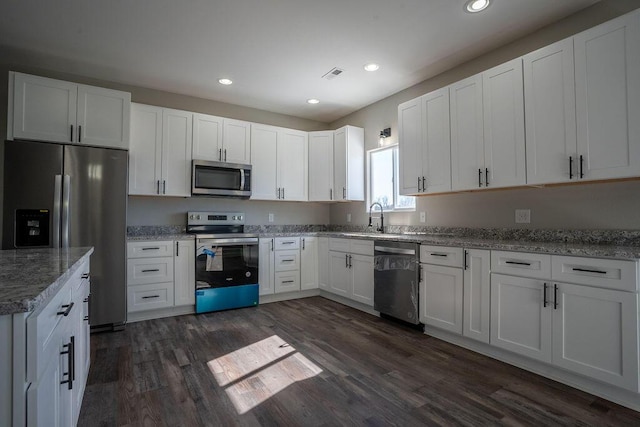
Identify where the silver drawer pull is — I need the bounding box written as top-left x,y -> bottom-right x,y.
142,295 -> 160,299
282,280 -> 295,284
572,267 -> 607,274
81,273 -> 90,279
142,247 -> 160,250
505,261 -> 531,266
281,241 -> 295,245
142,269 -> 160,273
430,253 -> 448,257
282,259 -> 295,262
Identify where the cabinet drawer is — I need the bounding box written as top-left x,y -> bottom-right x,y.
127,241 -> 174,258
552,256 -> 638,291
274,237 -> 300,250
491,251 -> 551,279
127,257 -> 174,285
350,239 -> 374,256
127,282 -> 174,312
274,271 -> 301,293
275,250 -> 300,272
329,238 -> 350,253
420,245 -> 463,268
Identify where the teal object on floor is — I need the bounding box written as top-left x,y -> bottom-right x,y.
195,284 -> 259,313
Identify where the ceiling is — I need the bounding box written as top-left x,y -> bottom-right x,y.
0,0 -> 602,123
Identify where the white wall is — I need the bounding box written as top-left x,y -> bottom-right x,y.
329,0 -> 640,230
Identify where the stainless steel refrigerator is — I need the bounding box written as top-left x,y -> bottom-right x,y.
3,140 -> 127,330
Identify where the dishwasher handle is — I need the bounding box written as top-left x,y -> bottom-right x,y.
374,246 -> 416,256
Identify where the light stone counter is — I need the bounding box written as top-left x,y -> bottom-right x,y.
0,247 -> 94,315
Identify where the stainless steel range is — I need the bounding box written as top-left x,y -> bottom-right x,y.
187,212 -> 259,313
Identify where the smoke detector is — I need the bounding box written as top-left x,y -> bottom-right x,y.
322,67 -> 345,80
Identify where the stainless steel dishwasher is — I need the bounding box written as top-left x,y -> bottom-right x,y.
374,240 -> 421,325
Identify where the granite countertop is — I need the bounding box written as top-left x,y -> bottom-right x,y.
0,247 -> 94,315
126,229 -> 640,260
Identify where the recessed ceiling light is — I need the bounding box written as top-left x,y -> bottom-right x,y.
464,0 -> 490,13
307,99 -> 320,104
364,63 -> 380,72
218,78 -> 233,85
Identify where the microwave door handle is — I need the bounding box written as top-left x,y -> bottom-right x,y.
240,169 -> 245,190
53,175 -> 62,248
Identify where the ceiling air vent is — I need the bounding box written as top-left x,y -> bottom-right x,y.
322,67 -> 345,80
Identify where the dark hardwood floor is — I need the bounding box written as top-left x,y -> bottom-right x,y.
79,297 -> 640,426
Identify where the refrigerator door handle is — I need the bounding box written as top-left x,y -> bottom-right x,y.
53,175 -> 62,248
62,175 -> 71,248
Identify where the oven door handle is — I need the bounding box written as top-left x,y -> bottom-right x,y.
198,238 -> 259,246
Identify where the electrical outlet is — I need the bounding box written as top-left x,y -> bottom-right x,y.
347,213 -> 352,223
268,213 -> 274,223
515,209 -> 531,224
419,211 -> 426,223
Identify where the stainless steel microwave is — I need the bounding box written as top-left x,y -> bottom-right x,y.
192,160 -> 252,198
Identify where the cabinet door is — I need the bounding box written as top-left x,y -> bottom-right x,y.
523,38 -> 577,185
422,88 -> 451,193
28,339 -> 66,426
192,113 -> 223,161
278,128 -> 308,201
483,58 -> 526,188
463,249 -> 491,343
162,109 -> 193,197
308,131 -> 334,201
343,126 -> 365,201
333,127 -> 348,200
258,238 -> 275,295
301,237 -> 319,290
250,124 -> 278,200
398,97 -> 422,195
129,103 -> 163,195
318,237 -> 329,290
223,119 -> 251,164
350,254 -> 374,306
12,72 -> 77,144
77,85 -> 130,149
174,240 -> 195,306
552,282 -> 639,391
328,251 -> 351,297
420,264 -> 463,334
490,274 -> 552,362
450,74 -> 484,191
575,10 -> 640,180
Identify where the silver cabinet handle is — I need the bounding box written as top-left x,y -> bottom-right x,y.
271,239 -> 274,251
163,180 -> 166,194
330,188 -> 333,200
478,168 -> 483,187
282,241 -> 295,245
543,283 -> 548,308
157,180 -> 160,194
553,284 -> 559,309
348,254 -> 352,268
417,176 -> 421,192
343,187 -> 346,199
572,267 -> 607,274
176,241 -> 179,256
219,148 -> 222,161
142,269 -> 160,273
569,156 -> 573,179
302,238 -> 305,250
579,155 -> 584,179
505,261 -> 531,266
57,302 -> 74,316
70,125 -> 74,142
463,250 -> 468,270
282,259 -> 295,262
224,149 -> 227,162
81,273 -> 90,279
422,176 -> 425,191
142,247 -> 160,251
485,168 -> 489,186
282,280 -> 295,284
345,254 -> 349,268
282,188 -> 285,199
430,253 -> 448,257
142,295 -> 160,299
79,125 -> 82,143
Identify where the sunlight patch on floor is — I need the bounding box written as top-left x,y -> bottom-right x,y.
207,335 -> 323,414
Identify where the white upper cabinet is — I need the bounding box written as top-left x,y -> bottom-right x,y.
193,115 -> 251,164
192,113 -> 223,161
308,131 -> 335,201
9,72 -> 130,149
524,38 -> 577,185
451,74 -> 485,191
334,125 -> 364,201
574,10 -> 640,181
278,128 -> 308,201
482,58 -> 526,189
223,119 -> 251,164
398,88 -> 451,195
251,124 -> 307,201
129,103 -> 192,197
398,97 -> 421,195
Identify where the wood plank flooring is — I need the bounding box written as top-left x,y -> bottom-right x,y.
79,297 -> 640,426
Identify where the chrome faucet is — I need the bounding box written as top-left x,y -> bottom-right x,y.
368,202 -> 385,233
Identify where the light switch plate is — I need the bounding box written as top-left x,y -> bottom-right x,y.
515,209 -> 531,224
419,211 -> 426,223
268,213 -> 274,223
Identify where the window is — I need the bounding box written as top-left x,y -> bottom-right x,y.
367,144 -> 415,211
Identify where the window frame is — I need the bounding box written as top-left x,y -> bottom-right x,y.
366,144 -> 415,213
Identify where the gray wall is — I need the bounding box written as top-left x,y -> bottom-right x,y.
329,0 -> 640,230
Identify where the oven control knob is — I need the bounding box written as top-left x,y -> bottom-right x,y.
238,215 -> 243,221
232,215 -> 237,220
189,215 -> 194,220
197,215 -> 201,220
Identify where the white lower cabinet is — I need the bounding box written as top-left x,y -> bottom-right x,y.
301,237 -> 319,290
259,237 -> 302,295
327,239 -> 374,306
490,252 -> 640,392
462,249 -> 491,343
318,237 -> 329,291
126,240 -> 195,320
